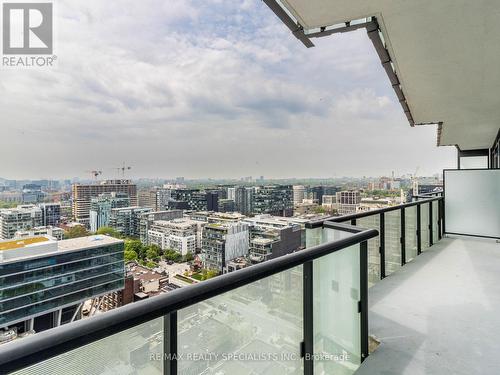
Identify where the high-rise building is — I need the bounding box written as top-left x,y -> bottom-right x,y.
38,203 -> 61,227
0,205 -> 43,240
138,188 -> 172,211
71,180 -> 137,226
0,235 -> 124,333
226,187 -> 236,201
253,185 -> 293,217
138,190 -> 157,209
202,223 -> 249,273
206,191 -> 219,212
89,193 -> 130,233
139,210 -> 184,244
292,185 -> 306,204
109,206 -> 152,238
235,187 -> 254,215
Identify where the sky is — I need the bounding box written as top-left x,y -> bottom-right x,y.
0,0 -> 457,180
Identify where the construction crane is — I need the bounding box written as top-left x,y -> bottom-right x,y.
85,170 -> 102,180
113,163 -> 132,178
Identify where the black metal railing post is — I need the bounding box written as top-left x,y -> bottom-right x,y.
438,199 -> 443,240
400,207 -> 406,266
429,202 -> 433,246
303,261 -> 314,375
164,312 -> 177,375
416,204 -> 422,255
380,212 -> 386,279
360,240 -> 369,362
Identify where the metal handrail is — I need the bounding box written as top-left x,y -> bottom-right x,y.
307,196 -> 443,228
0,225 -> 378,374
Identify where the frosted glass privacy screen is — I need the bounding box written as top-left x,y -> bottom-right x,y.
444,169 -> 500,238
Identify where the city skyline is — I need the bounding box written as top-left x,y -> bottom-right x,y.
0,0 -> 456,180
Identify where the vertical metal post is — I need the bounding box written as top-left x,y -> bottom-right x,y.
400,208 -> 406,266
416,204 -> 422,255
429,202 -> 433,246
303,261 -> 314,375
360,241 -> 369,362
438,198 -> 443,240
379,212 -> 385,279
164,312 -> 177,375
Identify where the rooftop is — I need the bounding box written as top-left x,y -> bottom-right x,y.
57,235 -> 123,251
0,236 -> 50,251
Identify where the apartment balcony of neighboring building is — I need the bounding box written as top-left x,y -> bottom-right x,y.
2,2 -> 500,375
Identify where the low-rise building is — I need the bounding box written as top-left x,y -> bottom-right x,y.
242,215 -> 302,263
14,226 -> 65,240
336,190 -> 362,216
139,210 -> 183,244
148,219 -> 201,256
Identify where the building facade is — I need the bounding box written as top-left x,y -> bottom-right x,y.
139,210 -> 184,244
38,203 -> 61,227
89,192 -> 130,233
0,205 -> 43,240
0,235 -> 124,334
109,207 -> 152,238
71,180 -> 137,226
202,223 -> 249,273
253,185 -> 293,217
148,219 -> 200,256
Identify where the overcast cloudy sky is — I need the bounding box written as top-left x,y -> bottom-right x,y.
0,0 -> 456,180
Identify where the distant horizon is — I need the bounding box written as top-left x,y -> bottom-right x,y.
0,172 -> 444,183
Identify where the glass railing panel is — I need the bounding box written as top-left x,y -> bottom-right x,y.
306,226 -> 354,248
13,318 -> 163,375
385,210 -> 401,275
357,215 -> 380,287
177,266 -> 304,374
313,243 -> 361,374
420,203 -> 431,251
432,200 -> 439,244
404,206 -> 418,263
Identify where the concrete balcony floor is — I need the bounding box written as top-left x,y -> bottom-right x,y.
357,235 -> 500,375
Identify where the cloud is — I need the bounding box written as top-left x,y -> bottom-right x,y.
0,0 -> 456,179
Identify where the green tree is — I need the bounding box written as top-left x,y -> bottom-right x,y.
184,251 -> 194,262
164,249 -> 182,262
146,260 -> 158,269
124,249 -> 138,262
65,226 -> 89,239
146,245 -> 161,261
201,269 -> 218,280
96,226 -> 121,238
125,239 -> 145,259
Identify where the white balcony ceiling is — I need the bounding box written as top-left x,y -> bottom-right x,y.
279,0 -> 500,150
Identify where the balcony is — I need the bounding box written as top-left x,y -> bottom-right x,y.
357,235 -> 500,375
2,165 -> 500,375
0,196 -> 442,375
